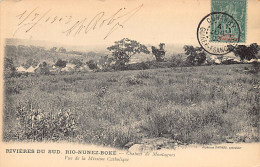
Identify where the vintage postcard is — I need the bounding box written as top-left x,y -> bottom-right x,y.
0,0 -> 259,166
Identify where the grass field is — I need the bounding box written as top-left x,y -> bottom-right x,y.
3,64 -> 259,148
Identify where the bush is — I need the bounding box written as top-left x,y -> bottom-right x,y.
141,108 -> 228,144
3,64 -> 259,147
5,104 -> 80,142
86,60 -> 98,70
36,62 -> 50,75
248,61 -> 260,74
5,85 -> 21,95
136,71 -> 153,79
168,54 -> 186,67
184,45 -> 206,66
107,78 -> 118,82
139,62 -> 150,70
222,59 -> 240,65
126,76 -> 144,85
4,58 -> 16,78
55,59 -> 67,68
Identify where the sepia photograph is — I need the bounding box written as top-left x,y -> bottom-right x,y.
0,0 -> 259,166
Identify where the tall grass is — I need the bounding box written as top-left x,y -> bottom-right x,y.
3,64 -> 259,147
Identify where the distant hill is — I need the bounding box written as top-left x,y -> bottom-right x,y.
6,38 -> 254,66
4,39 -> 108,66
5,38 -> 110,53
5,38 -> 188,65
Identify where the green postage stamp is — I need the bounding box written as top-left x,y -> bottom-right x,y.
211,0 -> 247,43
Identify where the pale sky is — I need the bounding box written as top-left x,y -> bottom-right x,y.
1,0 -> 260,47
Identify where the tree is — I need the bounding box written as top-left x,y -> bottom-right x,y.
4,57 -> 16,77
107,38 -> 150,70
184,45 -> 206,66
50,47 -> 57,52
230,43 -> 258,61
5,45 -> 17,58
55,59 -> 67,68
169,54 -> 185,67
86,60 -> 98,70
151,43 -> 166,62
58,47 -> 66,53
24,58 -> 39,68
70,58 -> 83,68
97,55 -> 114,71
36,62 -> 50,75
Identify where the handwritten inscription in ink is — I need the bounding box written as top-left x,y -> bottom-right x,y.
14,4 -> 143,39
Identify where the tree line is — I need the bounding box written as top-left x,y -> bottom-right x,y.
4,38 -> 259,77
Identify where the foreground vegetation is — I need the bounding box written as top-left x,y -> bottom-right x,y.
3,64 -> 259,148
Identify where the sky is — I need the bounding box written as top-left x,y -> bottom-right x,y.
1,0 -> 260,47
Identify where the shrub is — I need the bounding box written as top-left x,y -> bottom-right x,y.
97,56 -> 114,72
5,85 -> 21,95
136,71 -> 153,79
5,104 -> 80,142
141,108 -> 227,144
3,64 -> 259,148
86,60 -> 98,70
248,61 -> 260,74
107,78 -> 118,82
55,59 -> 67,68
184,45 -> 206,66
101,126 -> 136,147
96,86 -> 108,98
36,62 -> 50,75
139,62 -> 150,70
4,57 -> 16,78
231,43 -> 258,61
168,54 -> 186,67
126,62 -> 150,70
63,76 -> 81,83
126,76 -> 144,85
